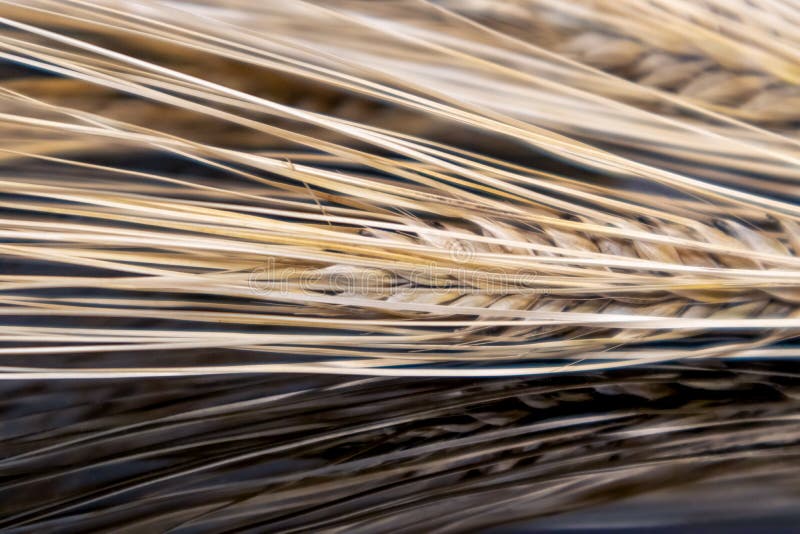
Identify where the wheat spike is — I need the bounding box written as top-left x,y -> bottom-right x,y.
0,1 -> 799,378
2,0 -> 800,531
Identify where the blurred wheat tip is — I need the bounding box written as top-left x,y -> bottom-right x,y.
1,0 -> 800,531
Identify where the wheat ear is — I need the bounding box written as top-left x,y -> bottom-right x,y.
0,0 -> 799,379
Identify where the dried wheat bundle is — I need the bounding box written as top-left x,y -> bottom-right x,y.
0,0 -> 799,379
2,0 -> 800,531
